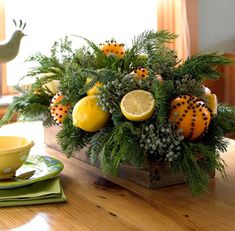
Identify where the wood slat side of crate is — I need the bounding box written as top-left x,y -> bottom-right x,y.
44,126 -> 185,188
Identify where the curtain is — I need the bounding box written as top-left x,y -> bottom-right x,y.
157,0 -> 198,60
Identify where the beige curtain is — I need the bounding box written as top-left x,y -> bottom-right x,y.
157,0 -> 198,60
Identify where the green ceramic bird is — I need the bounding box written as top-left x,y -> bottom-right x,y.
0,19 -> 26,63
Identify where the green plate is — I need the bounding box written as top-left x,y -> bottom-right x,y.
0,155 -> 64,189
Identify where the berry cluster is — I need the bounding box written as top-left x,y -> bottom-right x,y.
97,76 -> 152,114
139,123 -> 184,162
175,74 -> 204,97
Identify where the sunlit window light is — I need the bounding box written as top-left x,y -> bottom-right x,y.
4,0 -> 157,87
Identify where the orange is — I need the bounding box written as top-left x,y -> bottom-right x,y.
169,95 -> 211,140
101,41 -> 125,58
132,67 -> 148,80
50,92 -> 70,125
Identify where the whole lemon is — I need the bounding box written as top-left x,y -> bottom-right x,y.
72,96 -> 110,132
86,78 -> 103,96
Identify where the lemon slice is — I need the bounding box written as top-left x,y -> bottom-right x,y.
120,90 -> 155,121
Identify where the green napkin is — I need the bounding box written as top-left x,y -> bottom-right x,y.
0,177 -> 67,207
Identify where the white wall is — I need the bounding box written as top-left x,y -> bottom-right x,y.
4,0 -> 157,86
199,0 -> 235,52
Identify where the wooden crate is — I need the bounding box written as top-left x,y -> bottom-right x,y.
44,126 -> 186,189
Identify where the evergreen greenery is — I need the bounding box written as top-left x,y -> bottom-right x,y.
1,30 -> 235,196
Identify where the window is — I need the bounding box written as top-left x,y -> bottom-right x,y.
0,0 -> 157,95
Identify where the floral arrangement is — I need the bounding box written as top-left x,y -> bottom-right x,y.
1,30 -> 235,195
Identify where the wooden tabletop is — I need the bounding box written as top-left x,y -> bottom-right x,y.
0,123 -> 235,230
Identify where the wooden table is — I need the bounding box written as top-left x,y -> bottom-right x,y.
0,123 -> 235,230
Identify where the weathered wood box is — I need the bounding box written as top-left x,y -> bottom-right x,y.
44,126 -> 186,189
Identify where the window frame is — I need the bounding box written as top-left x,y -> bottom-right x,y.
0,0 -> 17,96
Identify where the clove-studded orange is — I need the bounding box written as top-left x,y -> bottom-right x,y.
50,92 -> 70,125
169,95 -> 212,140
101,40 -> 125,58
133,67 -> 148,79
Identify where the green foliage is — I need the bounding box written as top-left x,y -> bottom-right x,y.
174,74 -> 205,98
1,30 -> 235,196
87,125 -> 114,165
217,104 -> 235,134
57,115 -> 92,157
170,142 -> 226,196
0,91 -> 53,127
174,53 -> 232,81
99,122 -> 143,175
151,80 -> 175,125
124,30 -> 178,75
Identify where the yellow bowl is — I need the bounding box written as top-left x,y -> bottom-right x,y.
0,136 -> 34,179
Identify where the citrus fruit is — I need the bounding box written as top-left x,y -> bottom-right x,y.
72,96 -> 110,132
203,86 -> 218,116
86,78 -> 103,96
203,86 -> 212,96
45,80 -> 60,94
133,67 -> 148,80
101,40 -> 125,58
206,93 -> 218,116
120,90 -> 155,122
169,95 -> 212,140
50,92 -> 70,125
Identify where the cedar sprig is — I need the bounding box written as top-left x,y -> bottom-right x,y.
100,122 -> 142,174
87,125 -> 114,165
57,115 -> 92,157
174,53 -> 232,81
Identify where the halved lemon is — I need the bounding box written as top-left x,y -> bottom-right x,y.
120,90 -> 155,121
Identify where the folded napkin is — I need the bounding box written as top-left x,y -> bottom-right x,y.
0,177 -> 67,207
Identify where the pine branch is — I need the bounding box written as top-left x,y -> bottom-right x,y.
0,92 -> 52,127
124,30 -> 178,74
171,143 -> 210,196
170,140 -> 227,196
216,104 -> 235,134
87,125 -> 114,165
100,122 -> 142,175
151,80 -> 176,125
0,97 -> 19,127
175,53 -> 232,81
56,115 -> 92,157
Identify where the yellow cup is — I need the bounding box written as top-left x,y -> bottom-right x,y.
0,136 -> 34,179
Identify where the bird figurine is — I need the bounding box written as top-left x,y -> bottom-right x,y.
0,19 -> 26,63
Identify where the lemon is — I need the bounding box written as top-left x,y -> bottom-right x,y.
203,86 -> 218,115
203,86 -> 212,96
86,78 -> 103,96
44,80 -> 60,94
207,93 -> 218,115
72,96 -> 110,132
120,90 -> 155,121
